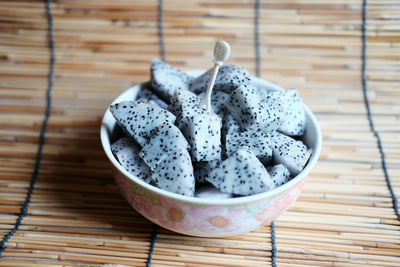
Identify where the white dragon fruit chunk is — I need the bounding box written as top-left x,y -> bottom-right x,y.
152,147 -> 195,196
193,159 -> 221,183
266,89 -> 305,136
139,122 -> 189,170
221,112 -> 241,160
190,65 -> 251,94
169,88 -> 206,137
198,90 -> 229,116
150,59 -> 193,103
267,164 -> 291,188
221,112 -> 241,143
109,101 -> 176,146
136,88 -> 169,110
225,130 -> 273,165
224,85 -> 285,132
272,133 -> 312,176
195,184 -> 232,199
206,148 -> 275,196
187,113 -> 222,161
111,137 -> 152,184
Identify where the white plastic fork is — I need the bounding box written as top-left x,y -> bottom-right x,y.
199,40 -> 231,113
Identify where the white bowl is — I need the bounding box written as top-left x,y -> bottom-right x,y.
100,71 -> 322,237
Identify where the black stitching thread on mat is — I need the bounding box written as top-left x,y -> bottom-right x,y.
0,0 -> 55,257
254,1 -> 277,266
146,225 -> 158,267
254,0 -> 261,78
361,0 -> 400,221
146,1 -> 165,266
270,221 -> 277,267
158,0 -> 166,61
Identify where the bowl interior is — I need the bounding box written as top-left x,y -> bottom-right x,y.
100,71 -> 322,205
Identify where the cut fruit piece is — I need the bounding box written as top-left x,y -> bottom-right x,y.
267,164 -> 291,187
111,137 -> 152,183
109,101 -> 176,146
150,58 -> 193,102
152,147 -> 196,196
139,122 -> 189,170
187,113 -> 222,161
190,65 -> 250,94
206,148 -> 275,196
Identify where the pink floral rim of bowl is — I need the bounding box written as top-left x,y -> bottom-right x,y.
100,72 -> 322,237
113,166 -> 306,236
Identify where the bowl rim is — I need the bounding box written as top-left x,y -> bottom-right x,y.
100,72 -> 322,205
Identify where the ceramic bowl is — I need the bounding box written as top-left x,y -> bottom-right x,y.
100,71 -> 322,237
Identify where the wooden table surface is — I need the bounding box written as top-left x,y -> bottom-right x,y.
0,0 -> 399,266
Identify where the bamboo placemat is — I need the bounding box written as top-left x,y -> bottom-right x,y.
1,0 -> 399,266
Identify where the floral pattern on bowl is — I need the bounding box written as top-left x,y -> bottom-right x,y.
113,166 -> 306,237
